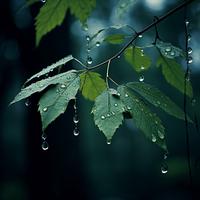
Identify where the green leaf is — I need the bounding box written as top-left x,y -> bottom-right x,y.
118,85 -> 167,150
156,40 -> 184,59
35,0 -> 69,45
10,70 -> 77,105
80,71 -> 106,101
69,0 -> 96,23
126,82 -> 186,120
38,74 -> 80,130
104,34 -> 126,44
92,89 -> 125,141
156,56 -> 193,97
124,46 -> 151,72
25,55 -> 73,84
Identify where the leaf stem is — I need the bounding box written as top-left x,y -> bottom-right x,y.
88,0 -> 195,71
74,58 -> 89,69
106,59 -> 111,89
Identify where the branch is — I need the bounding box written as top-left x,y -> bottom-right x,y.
89,0 -> 195,70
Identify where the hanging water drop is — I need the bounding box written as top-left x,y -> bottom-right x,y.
41,140 -> 49,151
87,48 -> 91,53
107,139 -> 111,145
138,34 -> 143,38
187,47 -> 192,54
25,99 -> 31,107
163,152 -> 168,160
101,115 -> 105,120
158,130 -> 164,139
96,41 -> 100,47
82,23 -> 88,31
187,56 -> 193,64
139,75 -> 144,82
43,107 -> 48,112
60,84 -> 66,88
187,34 -> 191,42
185,19 -> 190,26
73,127 -> 79,136
87,56 -> 93,65
151,134 -> 157,143
73,115 -> 79,124
86,35 -> 90,41
41,132 -> 47,140
141,66 -> 145,70
41,0 -> 46,3
161,163 -> 168,174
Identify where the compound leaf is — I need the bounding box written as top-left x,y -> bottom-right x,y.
156,56 -> 193,97
118,85 -> 167,150
126,82 -> 186,120
124,46 -> 151,72
35,0 -> 69,45
80,71 -> 106,101
10,70 -> 77,105
38,74 -> 80,130
69,0 -> 96,23
92,89 -> 125,141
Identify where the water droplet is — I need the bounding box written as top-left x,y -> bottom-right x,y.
41,0 -> 46,3
107,139 -> 111,144
41,141 -> 49,151
96,41 -> 100,47
151,134 -> 157,142
187,47 -> 192,54
111,111 -> 115,115
163,152 -> 168,160
161,163 -> 168,174
106,113 -> 111,117
114,103 -> 118,107
170,51 -> 175,56
185,19 -> 189,26
82,23 -> 88,31
87,48 -> 91,52
187,56 -> 193,64
87,56 -> 93,65
86,35 -> 90,41
127,106 -> 131,110
139,75 -> 144,82
73,128 -> 79,136
155,120 -> 158,124
73,115 -> 79,124
158,130 -> 164,139
60,84 -> 66,88
187,34 -> 191,42
191,98 -> 196,106
43,107 -> 48,112
25,99 -> 31,107
41,133 -> 47,140
165,47 -> 171,52
157,101 -> 161,105
138,34 -> 143,38
101,115 -> 105,120
40,84 -> 44,88
117,55 -> 121,59
141,66 -> 145,70
125,93 -> 129,97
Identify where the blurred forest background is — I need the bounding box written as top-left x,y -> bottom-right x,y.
1,0 -> 200,199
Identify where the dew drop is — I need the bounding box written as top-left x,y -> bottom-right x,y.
41,0 -> 46,3
163,152 -> 168,160
117,55 -> 121,59
187,47 -> 192,54
125,93 -> 129,97
111,111 -> 115,115
82,23 -> 88,31
73,128 -> 79,136
139,75 -> 144,82
41,141 -> 49,151
114,103 -> 118,107
187,34 -> 191,42
106,113 -> 111,117
158,130 -> 164,139
87,48 -> 91,52
138,34 -> 143,38
40,84 -> 44,88
141,66 -> 145,70
185,19 -> 190,26
151,134 -> 157,143
86,35 -> 90,41
60,84 -> 66,88
101,115 -> 105,120
107,139 -> 111,144
25,99 -> 31,107
170,51 -> 175,56
165,47 -> 171,52
161,163 -> 168,174
191,98 -> 196,106
43,107 -> 48,112
96,41 -> 100,47
73,115 -> 79,124
41,132 -> 47,140
187,56 -> 193,64
87,56 -> 93,65
127,106 -> 131,110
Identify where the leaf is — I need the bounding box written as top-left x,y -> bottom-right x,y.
35,0 -> 69,45
38,74 -> 80,130
80,71 -> 106,101
156,40 -> 185,59
25,55 -> 73,84
118,85 -> 167,150
10,70 -> 77,105
92,89 -> 125,140
124,46 -> 151,72
104,34 -> 126,44
156,56 -> 193,97
69,0 -> 96,23
126,82 -> 186,120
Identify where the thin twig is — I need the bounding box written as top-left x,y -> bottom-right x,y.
106,60 -> 111,89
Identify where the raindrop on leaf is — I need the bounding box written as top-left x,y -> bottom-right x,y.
187,47 -> 192,54
139,75 -> 144,82
96,41 -> 100,47
101,115 -> 105,120
151,134 -> 157,143
107,139 -> 111,144
73,127 -> 79,136
43,107 -> 48,112
87,56 -> 93,65
41,141 -> 49,151
25,99 -> 31,107
187,56 -> 193,64
86,35 -> 90,41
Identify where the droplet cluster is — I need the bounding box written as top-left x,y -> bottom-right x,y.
73,98 -> 79,136
41,132 -> 49,151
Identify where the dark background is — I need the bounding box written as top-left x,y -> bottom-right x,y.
1,0 -> 200,200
